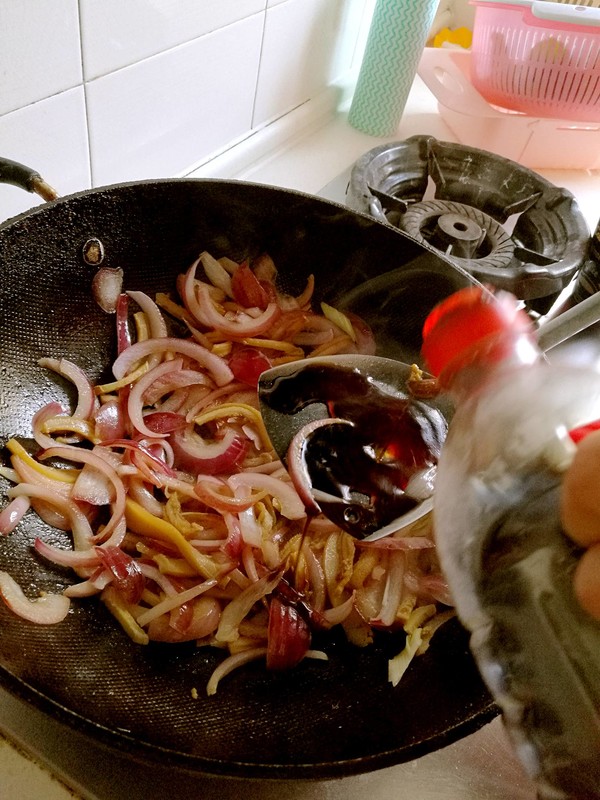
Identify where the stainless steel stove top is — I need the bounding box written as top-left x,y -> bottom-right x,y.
0,684 -> 536,800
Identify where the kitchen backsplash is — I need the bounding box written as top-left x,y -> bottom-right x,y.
0,0 -> 470,223
0,0 -> 379,222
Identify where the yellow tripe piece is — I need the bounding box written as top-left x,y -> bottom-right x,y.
124,498 -> 219,580
6,439 -> 77,483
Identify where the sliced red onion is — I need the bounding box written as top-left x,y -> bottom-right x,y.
127,290 -> 168,339
187,538 -> 226,552
148,596 -> 221,643
292,314 -> 337,346
8,483 -> 94,549
293,329 -> 335,347
206,646 -> 268,696
152,473 -> 198,499
30,501 -> 71,532
361,498 -> 435,543
39,445 -> 125,540
10,455 -> 73,499
0,466 -> 18,482
126,358 -> 185,439
138,436 -> 175,468
343,312 -> 376,355
137,562 -> 179,596
34,538 -> 100,568
155,386 -> 192,414
215,569 -> 282,643
301,542 -> 326,612
102,439 -> 174,475
184,381 -> 247,422
170,425 -> 247,475
404,570 -> 453,607
195,476 -> 265,513
286,417 -> 352,514
194,280 -> 281,337
266,596 -> 311,671
0,571 -> 71,624
72,446 -> 122,506
96,516 -> 127,549
112,336 -> 233,387
94,399 -> 127,442
319,591 -> 355,626
0,496 -> 30,535
143,369 -> 211,406
32,402 -> 69,449
38,357 -> 96,420
371,551 -> 406,628
92,266 -> 123,313
136,576 -> 218,628
63,568 -> 113,598
95,546 -> 144,605
237,504 -> 262,548
228,472 -> 306,520
223,513 -> 243,559
115,293 -> 131,354
127,478 -> 165,518
199,251 -> 233,298
182,258 -> 280,337
294,273 -> 314,308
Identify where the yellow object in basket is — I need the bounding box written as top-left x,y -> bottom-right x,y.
433,26 -> 472,50
529,36 -> 569,64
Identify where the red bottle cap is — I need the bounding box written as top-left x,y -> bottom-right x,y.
422,286 -> 536,387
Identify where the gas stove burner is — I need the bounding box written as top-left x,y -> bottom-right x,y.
400,199 -> 514,270
346,135 -> 590,313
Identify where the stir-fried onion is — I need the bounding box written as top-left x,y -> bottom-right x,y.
0,250 -> 454,695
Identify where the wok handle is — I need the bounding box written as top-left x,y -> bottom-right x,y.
0,156 -> 59,202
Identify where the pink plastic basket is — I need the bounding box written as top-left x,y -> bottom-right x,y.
470,0 -> 600,121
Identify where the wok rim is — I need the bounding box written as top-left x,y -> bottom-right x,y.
0,661 -> 497,780
0,175 -> 476,282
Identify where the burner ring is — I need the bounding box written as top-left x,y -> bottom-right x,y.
400,200 -> 514,272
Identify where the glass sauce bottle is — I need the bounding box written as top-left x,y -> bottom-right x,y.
421,286 -> 600,800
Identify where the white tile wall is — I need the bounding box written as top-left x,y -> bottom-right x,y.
86,15 -> 264,185
253,0 -> 367,127
0,88 -> 90,223
80,0 -> 267,80
0,0 -> 373,221
0,0 -> 82,116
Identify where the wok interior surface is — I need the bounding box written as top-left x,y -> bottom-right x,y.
0,179 -> 495,778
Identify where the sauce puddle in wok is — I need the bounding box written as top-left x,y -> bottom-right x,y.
259,360 -> 448,540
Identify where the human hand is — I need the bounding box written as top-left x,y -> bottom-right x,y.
561,429 -> 600,621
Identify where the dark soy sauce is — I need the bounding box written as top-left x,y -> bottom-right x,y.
260,364 -> 448,538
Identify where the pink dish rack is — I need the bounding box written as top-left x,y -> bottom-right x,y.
469,0 -> 600,122
417,47 -> 600,169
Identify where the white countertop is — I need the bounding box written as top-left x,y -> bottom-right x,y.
1,72 -> 598,800
189,73 -> 599,233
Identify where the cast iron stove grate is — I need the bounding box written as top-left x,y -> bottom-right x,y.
346,135 -> 590,314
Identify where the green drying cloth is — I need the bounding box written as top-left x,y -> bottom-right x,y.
349,0 -> 440,136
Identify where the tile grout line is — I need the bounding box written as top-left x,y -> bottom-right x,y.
250,3 -> 269,131
76,0 -> 94,189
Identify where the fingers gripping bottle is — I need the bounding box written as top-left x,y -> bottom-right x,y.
421,287 -> 600,800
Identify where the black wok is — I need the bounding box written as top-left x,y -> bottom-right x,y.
0,159 -> 496,779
